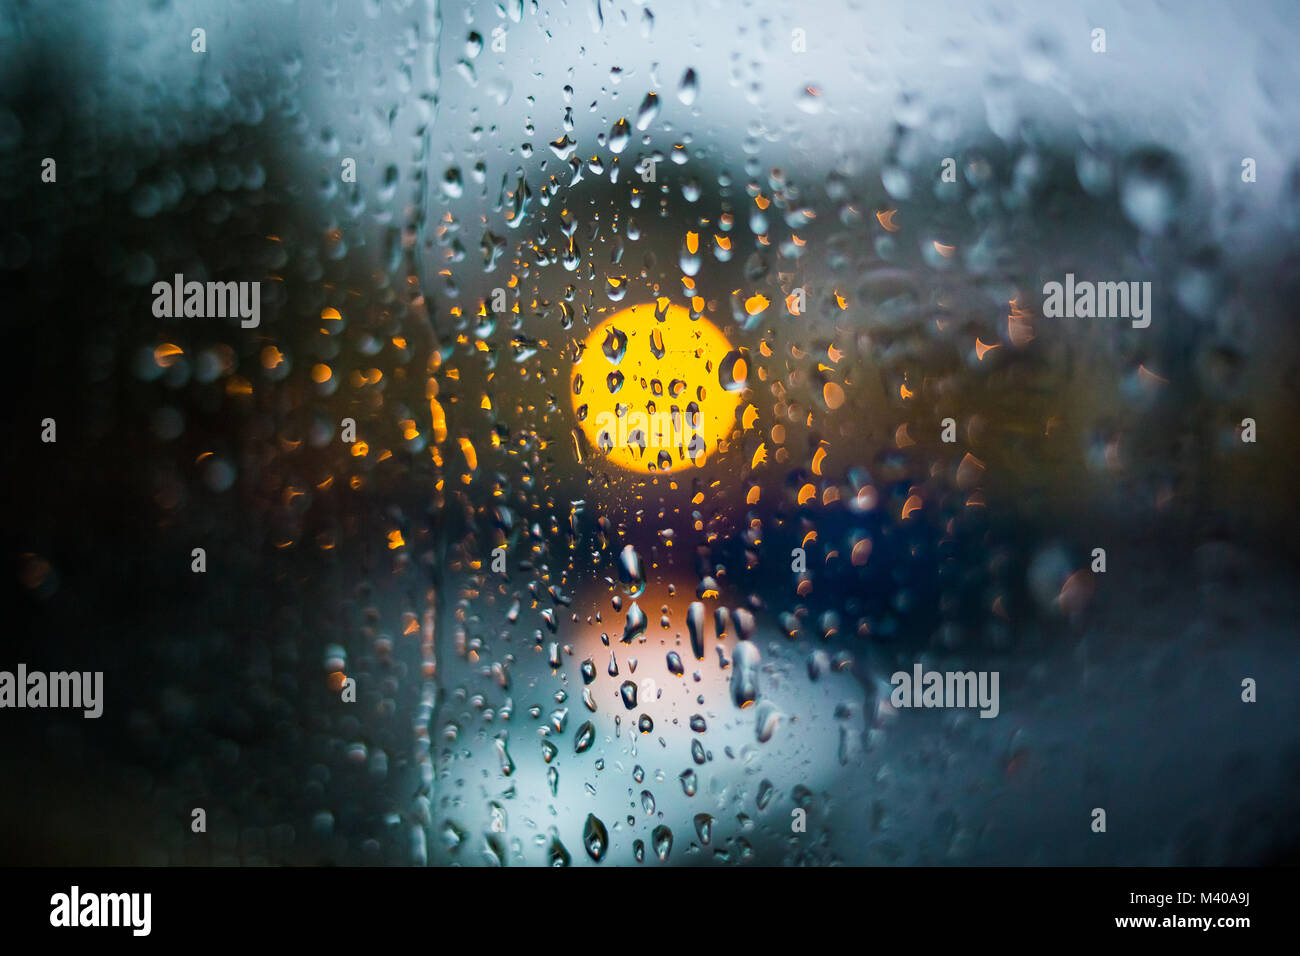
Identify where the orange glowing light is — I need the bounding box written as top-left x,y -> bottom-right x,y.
570,302 -> 746,472
1137,364 -> 1170,386
154,343 -> 183,367
811,445 -> 828,475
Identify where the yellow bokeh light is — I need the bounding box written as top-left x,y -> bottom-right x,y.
571,302 -> 746,472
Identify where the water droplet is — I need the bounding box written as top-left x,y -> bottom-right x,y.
678,68 -> 698,105
755,700 -> 781,743
620,679 -> 638,709
583,813 -> 609,862
679,768 -> 698,796
796,84 -> 824,114
495,734 -> 515,775
807,649 -> 829,681
622,601 -> 647,643
602,325 -> 628,364
574,720 -> 595,753
619,544 -> 645,596
609,118 -> 631,154
378,164 -> 399,202
442,167 -> 463,199
550,708 -> 568,734
550,134 -> 576,160
441,820 -> 465,850
635,92 -> 660,131
548,834 -> 571,866
652,824 -> 673,861
693,813 -> 713,845
731,607 -> 756,640
718,349 -> 749,392
1119,147 -> 1188,235
687,601 -> 706,659
680,239 -> 700,275
731,640 -> 760,708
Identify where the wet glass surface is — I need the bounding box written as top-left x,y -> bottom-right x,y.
2,0 -> 1300,866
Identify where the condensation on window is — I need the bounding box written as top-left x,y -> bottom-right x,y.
2,0 -> 1299,866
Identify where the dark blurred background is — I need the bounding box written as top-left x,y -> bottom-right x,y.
2,0 -> 1300,865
